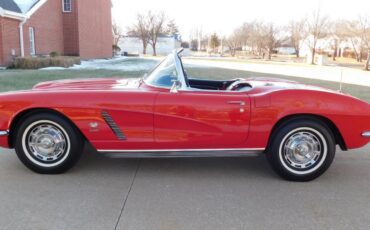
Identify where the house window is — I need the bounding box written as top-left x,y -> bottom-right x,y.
29,27 -> 36,56
63,0 -> 72,12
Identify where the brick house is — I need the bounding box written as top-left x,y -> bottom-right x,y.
0,0 -> 112,66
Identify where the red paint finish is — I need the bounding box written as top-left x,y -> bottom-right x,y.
0,78 -> 369,153
0,136 -> 8,148
154,91 -> 250,149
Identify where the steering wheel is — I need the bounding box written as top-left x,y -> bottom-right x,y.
226,80 -> 252,91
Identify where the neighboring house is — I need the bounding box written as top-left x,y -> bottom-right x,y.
276,47 -> 296,55
300,35 -> 366,59
118,36 -> 181,55
0,0 -> 112,66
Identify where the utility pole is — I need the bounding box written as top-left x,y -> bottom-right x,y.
197,27 -> 202,54
220,37 -> 224,56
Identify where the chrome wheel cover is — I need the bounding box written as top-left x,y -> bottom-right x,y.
279,127 -> 327,175
27,124 -> 67,162
22,120 -> 71,168
283,131 -> 321,169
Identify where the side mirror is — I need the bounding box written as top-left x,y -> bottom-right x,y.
170,80 -> 181,93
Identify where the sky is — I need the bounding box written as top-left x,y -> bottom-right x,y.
14,0 -> 38,13
112,0 -> 370,40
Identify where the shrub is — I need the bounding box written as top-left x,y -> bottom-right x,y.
49,51 -> 60,57
9,56 -> 81,69
50,56 -> 81,68
112,44 -> 121,52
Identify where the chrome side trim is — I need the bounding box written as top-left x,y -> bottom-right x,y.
98,148 -> 265,153
362,132 -> 370,138
0,130 -> 9,136
98,148 -> 265,158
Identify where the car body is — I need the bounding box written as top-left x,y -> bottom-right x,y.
0,50 -> 369,181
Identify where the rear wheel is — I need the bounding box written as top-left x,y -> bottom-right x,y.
266,119 -> 336,181
14,113 -> 83,174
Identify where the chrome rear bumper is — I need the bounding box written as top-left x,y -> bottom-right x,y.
0,130 -> 9,136
362,132 -> 370,138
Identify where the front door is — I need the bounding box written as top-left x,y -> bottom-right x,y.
154,90 -> 250,149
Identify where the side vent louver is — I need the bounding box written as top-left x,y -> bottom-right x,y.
101,111 -> 126,140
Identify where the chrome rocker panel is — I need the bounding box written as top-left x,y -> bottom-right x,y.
98,148 -> 265,158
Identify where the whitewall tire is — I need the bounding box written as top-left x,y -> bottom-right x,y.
14,113 -> 83,174
267,118 -> 336,181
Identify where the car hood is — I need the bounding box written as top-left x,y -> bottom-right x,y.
33,78 -> 141,91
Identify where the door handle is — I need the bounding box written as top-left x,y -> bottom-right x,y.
227,101 -> 245,106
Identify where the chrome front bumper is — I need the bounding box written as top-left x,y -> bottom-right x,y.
0,130 -> 9,136
362,132 -> 370,138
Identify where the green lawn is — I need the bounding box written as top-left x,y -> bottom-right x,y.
0,69 -> 143,92
0,67 -> 369,102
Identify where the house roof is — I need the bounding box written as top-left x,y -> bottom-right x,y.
0,0 -> 22,13
0,0 -> 45,21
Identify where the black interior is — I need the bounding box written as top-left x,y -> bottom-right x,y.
178,55 -> 252,91
188,78 -> 234,90
188,78 -> 252,91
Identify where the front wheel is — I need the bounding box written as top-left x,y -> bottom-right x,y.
14,113 -> 83,174
266,119 -> 336,181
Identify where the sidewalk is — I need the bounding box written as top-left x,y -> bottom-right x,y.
183,58 -> 370,87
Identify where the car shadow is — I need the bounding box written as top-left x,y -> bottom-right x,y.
74,145 -> 279,180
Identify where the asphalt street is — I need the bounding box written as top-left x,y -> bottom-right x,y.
0,144 -> 369,230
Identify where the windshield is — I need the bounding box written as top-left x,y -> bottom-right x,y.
144,54 -> 179,88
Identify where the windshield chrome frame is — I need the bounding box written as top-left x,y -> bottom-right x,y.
173,50 -> 188,91
143,50 -> 188,90
143,49 -> 250,93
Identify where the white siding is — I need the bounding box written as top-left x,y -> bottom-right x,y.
300,35 -> 362,57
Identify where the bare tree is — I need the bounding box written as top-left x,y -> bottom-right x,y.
264,23 -> 280,60
332,17 -> 370,70
147,11 -> 167,56
200,35 -> 209,51
112,21 -> 123,46
129,13 -> 150,55
339,20 -> 363,62
246,21 -> 271,57
166,19 -> 179,36
235,22 -> 253,54
196,28 -> 204,51
306,8 -> 330,64
189,27 -> 204,51
112,21 -> 123,55
288,19 -> 306,58
239,23 -> 252,46
332,20 -> 346,60
358,15 -> 370,70
245,22 -> 280,60
225,28 -> 243,57
190,39 -> 198,51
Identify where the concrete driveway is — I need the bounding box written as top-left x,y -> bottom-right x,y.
0,145 -> 369,230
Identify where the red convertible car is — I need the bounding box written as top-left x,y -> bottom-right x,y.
0,50 -> 369,181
